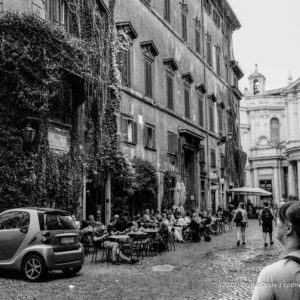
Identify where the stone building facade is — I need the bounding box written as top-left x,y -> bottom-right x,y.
241,66 -> 300,207
0,0 -> 244,217
115,0 -> 244,213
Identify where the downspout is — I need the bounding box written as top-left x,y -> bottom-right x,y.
201,0 -> 210,211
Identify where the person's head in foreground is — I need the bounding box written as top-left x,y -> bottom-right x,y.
239,202 -> 245,209
276,201 -> 300,249
251,201 -> 300,300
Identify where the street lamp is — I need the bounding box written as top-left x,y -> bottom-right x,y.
22,123 -> 36,143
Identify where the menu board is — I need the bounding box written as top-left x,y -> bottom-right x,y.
259,180 -> 273,202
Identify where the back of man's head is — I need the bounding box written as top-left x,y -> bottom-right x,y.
263,202 -> 269,207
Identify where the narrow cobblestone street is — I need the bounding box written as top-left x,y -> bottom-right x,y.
0,220 -> 285,300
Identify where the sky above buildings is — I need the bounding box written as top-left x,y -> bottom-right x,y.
227,0 -> 300,92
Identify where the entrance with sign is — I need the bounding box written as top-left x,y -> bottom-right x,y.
259,180 -> 273,202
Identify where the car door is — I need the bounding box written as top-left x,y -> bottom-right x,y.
0,211 -> 28,261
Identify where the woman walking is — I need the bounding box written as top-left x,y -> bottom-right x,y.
231,202 -> 248,246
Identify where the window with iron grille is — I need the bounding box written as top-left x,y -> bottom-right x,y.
121,116 -> 137,144
144,124 -> 156,149
209,103 -> 214,132
119,48 -> 131,87
199,95 -> 204,127
210,150 -> 216,168
144,58 -> 153,98
184,88 -> 190,119
166,73 -> 174,110
164,0 -> 171,22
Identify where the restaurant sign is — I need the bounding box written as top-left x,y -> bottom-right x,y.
48,126 -> 70,153
259,180 -> 272,194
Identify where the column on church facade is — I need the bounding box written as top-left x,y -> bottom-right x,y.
297,161 -> 300,199
288,162 -> 296,196
273,167 -> 280,206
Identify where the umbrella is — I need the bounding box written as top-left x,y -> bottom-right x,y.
228,187 -> 272,196
179,181 -> 186,206
173,181 -> 181,206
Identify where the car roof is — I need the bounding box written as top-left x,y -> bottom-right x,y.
1,207 -> 70,214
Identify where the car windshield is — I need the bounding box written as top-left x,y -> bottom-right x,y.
44,213 -> 76,230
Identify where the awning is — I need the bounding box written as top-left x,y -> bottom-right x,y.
228,187 -> 272,196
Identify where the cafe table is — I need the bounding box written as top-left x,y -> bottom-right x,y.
108,235 -> 129,242
127,232 -> 147,237
142,228 -> 159,234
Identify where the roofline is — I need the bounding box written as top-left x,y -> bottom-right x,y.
0,207 -> 71,214
224,0 -> 241,30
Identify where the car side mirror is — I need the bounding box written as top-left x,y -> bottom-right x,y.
20,226 -> 29,234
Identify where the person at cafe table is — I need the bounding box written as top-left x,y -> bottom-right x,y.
91,223 -> 138,265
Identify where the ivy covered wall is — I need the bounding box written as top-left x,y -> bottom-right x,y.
0,1 -> 133,213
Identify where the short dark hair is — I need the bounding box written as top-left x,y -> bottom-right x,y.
263,202 -> 269,207
240,203 -> 245,209
279,201 -> 300,238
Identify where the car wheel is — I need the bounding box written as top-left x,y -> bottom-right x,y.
62,266 -> 82,276
22,254 -> 47,282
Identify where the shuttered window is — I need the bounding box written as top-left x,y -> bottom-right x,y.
145,59 -> 153,98
144,125 -> 156,149
199,96 -> 204,127
206,39 -> 212,66
209,104 -> 214,132
182,13 -> 187,42
168,132 -> 178,154
220,154 -> 225,177
119,48 -> 131,87
195,29 -> 201,54
164,0 -> 171,22
121,116 -> 137,144
216,47 -> 221,76
166,74 -> 174,110
218,109 -> 223,133
200,146 -> 205,163
210,150 -> 216,168
184,88 -> 190,119
45,0 -> 66,26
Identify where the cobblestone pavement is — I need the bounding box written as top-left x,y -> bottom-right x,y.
0,220 -> 286,300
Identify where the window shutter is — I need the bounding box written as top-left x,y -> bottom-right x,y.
200,147 -> 205,163
182,14 -> 187,41
199,97 -> 204,127
152,128 -> 156,149
145,60 -> 152,98
127,49 -> 131,87
144,126 -> 149,147
195,29 -> 200,53
184,89 -> 190,119
178,137 -> 182,170
167,75 -> 173,110
209,105 -> 214,131
122,117 -> 128,141
133,122 -> 137,144
168,133 -> 178,154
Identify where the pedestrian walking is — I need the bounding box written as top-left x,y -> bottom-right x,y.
251,201 -> 300,300
259,202 -> 276,247
231,202 -> 248,246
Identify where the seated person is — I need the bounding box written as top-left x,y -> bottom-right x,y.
92,225 -> 138,265
201,211 -> 216,236
157,215 -> 169,249
88,215 -> 102,228
115,213 -> 132,233
143,209 -> 156,228
163,213 -> 184,243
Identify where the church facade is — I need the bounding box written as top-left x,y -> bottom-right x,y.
240,66 -> 300,206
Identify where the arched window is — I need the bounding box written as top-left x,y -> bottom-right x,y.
253,79 -> 260,94
270,118 -> 280,144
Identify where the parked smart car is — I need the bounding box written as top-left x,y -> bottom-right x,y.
0,207 -> 84,281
